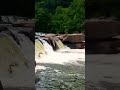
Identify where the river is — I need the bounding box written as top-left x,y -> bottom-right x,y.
35,45 -> 85,90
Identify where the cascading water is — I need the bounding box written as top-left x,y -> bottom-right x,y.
55,39 -> 65,49
35,35 -> 85,90
35,40 -> 46,57
35,36 -> 54,55
39,39 -> 54,53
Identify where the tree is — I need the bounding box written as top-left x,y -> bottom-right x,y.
35,1 -> 50,32
35,0 -> 85,33
50,6 -> 70,33
68,0 -> 85,33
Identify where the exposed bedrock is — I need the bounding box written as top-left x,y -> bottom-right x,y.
38,33 -> 85,49
0,17 -> 35,89
86,19 -> 120,54
86,19 -> 120,39
62,34 -> 85,49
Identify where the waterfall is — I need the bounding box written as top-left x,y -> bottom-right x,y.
35,35 -> 66,52
35,40 -> 46,57
55,39 -> 65,49
35,36 -> 85,90
35,36 -> 54,54
40,39 -> 54,53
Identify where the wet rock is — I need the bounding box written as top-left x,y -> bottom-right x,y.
62,34 -> 85,49
65,42 -> 85,49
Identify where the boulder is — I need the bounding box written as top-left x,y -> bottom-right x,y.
63,34 -> 85,43
62,34 -> 85,49
66,42 -> 85,49
0,34 -> 34,88
0,17 -> 35,89
45,34 -> 55,39
56,34 -> 67,41
86,19 -> 120,54
86,19 -> 120,40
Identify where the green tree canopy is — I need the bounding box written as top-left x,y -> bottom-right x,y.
35,0 -> 85,33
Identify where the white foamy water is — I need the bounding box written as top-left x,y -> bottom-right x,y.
35,36 -> 85,90
35,48 -> 85,72
40,39 -> 54,53
35,46 -> 85,90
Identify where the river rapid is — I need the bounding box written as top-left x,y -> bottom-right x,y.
35,47 -> 85,90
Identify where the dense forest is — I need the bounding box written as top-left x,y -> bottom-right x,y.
35,0 -> 85,33
86,0 -> 120,19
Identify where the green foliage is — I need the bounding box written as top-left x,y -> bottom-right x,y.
35,0 -> 85,33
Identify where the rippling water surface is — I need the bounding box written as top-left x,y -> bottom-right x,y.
35,48 -> 85,90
